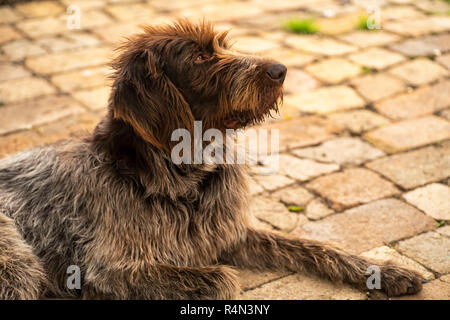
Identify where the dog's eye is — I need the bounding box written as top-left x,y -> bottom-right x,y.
195,53 -> 211,63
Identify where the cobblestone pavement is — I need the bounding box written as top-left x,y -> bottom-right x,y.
0,0 -> 449,299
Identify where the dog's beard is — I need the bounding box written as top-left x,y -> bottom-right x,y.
223,87 -> 282,129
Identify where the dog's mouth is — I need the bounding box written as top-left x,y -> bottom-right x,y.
223,87 -> 282,130
223,100 -> 280,130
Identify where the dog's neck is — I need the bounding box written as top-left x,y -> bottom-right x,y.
89,111 -> 221,198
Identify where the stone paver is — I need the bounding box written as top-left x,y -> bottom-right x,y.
75,10 -> 113,29
437,226 -> 450,238
278,154 -> 340,182
361,246 -> 435,281
72,86 -> 111,111
367,142 -> 450,190
252,174 -> 294,192
437,54 -> 450,69
272,185 -> 314,207
390,34 -> 450,57
0,6 -> 20,23
374,80 -> 450,120
2,40 -> 46,61
237,269 -> 289,291
178,2 -> 263,21
251,196 -> 305,232
36,33 -> 101,53
0,63 -> 30,81
16,16 -> 67,38
60,0 -> 105,10
305,58 -> 361,84
232,36 -> 281,54
0,25 -> 21,45
389,58 -> 448,86
105,3 -> 156,22
267,48 -> 315,68
92,22 -> 143,44
0,112 -> 100,159
51,67 -> 112,92
284,86 -> 365,114
364,116 -> 450,153
260,116 -> 343,151
316,12 -> 361,35
0,95 -> 85,135
349,47 -> 406,69
414,0 -> 450,13
247,176 -> 264,196
306,168 -> 400,211
382,5 -> 426,20
397,231 -> 450,274
403,183 -> 450,221
327,110 -> 390,134
338,31 -> 400,48
240,273 -> 366,300
293,137 -> 384,165
283,68 -> 318,94
296,199 -> 436,254
384,17 -> 450,37
0,54 -> 8,63
15,1 -> 64,18
440,108 -> 450,121
249,214 -> 274,232
252,0 -> 311,11
285,35 -> 358,56
305,199 -> 334,221
0,77 -> 56,104
25,46 -> 112,75
0,0 -> 449,300
0,113 -> 99,158
309,1 -> 359,16
394,276 -> 450,300
350,73 -> 406,102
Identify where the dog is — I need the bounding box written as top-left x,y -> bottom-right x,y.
0,20 -> 423,299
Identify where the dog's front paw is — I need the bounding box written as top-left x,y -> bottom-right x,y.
191,266 -> 239,300
379,264 -> 423,297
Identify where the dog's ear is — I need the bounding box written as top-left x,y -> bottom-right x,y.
109,39 -> 194,152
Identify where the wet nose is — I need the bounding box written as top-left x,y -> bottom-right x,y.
266,63 -> 287,84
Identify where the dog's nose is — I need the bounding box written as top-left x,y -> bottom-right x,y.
266,63 -> 287,84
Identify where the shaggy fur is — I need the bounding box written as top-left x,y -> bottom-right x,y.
0,20 -> 423,299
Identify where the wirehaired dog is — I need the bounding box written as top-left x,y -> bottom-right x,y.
0,20 -> 423,299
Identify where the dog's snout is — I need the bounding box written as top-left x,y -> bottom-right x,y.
266,63 -> 287,84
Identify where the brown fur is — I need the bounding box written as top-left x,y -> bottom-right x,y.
0,20 -> 422,299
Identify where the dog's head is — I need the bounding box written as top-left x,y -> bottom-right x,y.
110,19 -> 286,152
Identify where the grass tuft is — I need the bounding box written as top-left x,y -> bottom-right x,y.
361,66 -> 373,74
287,206 -> 305,213
283,18 -> 319,34
357,15 -> 371,30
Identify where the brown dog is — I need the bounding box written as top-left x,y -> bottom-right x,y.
0,20 -> 423,299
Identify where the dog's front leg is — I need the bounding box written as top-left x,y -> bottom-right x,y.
82,264 -> 239,300
223,228 -> 423,297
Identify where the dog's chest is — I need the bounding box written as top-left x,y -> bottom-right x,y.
153,166 -> 249,265
89,165 -> 249,268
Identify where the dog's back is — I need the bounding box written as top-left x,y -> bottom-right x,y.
0,143 -> 94,297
